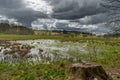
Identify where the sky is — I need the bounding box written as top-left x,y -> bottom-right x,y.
0,0 -> 111,35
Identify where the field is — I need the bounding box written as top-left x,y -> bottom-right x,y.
0,33 -> 120,80
0,33 -> 109,41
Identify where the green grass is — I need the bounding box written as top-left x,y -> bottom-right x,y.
0,34 -> 120,79
0,62 -> 70,80
0,33 -> 116,41
0,34 -> 65,40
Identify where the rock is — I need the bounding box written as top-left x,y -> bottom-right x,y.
68,63 -> 112,80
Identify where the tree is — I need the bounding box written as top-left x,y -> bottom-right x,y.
102,0 -> 120,34
0,23 -> 34,35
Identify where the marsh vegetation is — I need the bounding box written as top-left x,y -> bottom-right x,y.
0,37 -> 120,80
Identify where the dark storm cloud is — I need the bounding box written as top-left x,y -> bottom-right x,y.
47,0 -> 111,34
9,9 -> 47,26
0,0 -> 107,26
0,0 -> 48,26
69,13 -> 108,25
0,0 -> 111,34
0,20 -> 9,23
51,0 -> 106,20
79,13 -> 108,25
0,0 -> 24,8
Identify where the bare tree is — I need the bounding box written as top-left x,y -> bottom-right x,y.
101,0 -> 120,34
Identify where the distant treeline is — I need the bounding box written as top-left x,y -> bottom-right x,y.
0,23 -> 34,35
34,30 -> 95,37
104,33 -> 120,37
0,23 -> 96,36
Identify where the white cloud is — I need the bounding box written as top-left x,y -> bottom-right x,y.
32,18 -> 97,31
0,15 -> 7,20
25,0 -> 53,14
32,19 -> 70,30
81,25 -> 97,29
32,19 -> 55,30
79,16 -> 92,23
0,15 -> 22,25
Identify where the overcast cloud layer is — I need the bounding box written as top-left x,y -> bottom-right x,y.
0,0 -> 110,35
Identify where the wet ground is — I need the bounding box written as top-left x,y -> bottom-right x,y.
0,40 -> 120,79
0,40 -> 88,63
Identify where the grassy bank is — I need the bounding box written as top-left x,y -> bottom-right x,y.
0,33 -> 119,41
0,61 -> 70,80
0,59 -> 119,80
